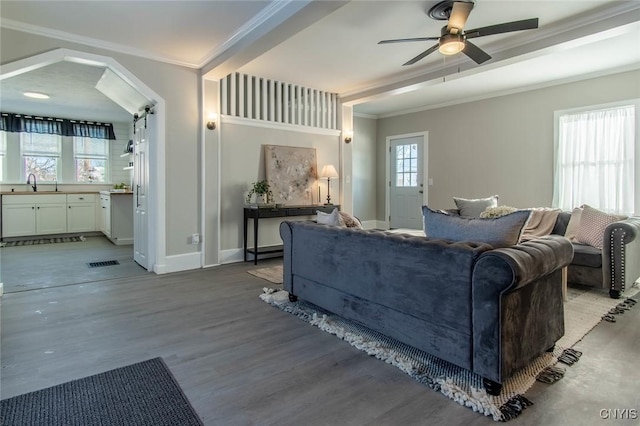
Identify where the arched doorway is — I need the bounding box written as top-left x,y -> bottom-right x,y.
0,48 -> 166,273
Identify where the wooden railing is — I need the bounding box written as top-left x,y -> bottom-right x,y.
220,72 -> 338,129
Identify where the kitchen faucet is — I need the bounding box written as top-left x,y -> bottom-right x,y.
27,173 -> 37,192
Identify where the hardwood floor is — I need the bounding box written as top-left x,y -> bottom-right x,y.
1,236 -> 149,293
1,256 -> 639,425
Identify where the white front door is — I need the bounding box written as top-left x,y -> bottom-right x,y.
390,136 -> 425,229
133,116 -> 149,269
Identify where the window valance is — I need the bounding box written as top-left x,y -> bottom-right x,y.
0,112 -> 116,140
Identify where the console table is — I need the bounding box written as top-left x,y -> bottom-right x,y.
244,204 -> 339,264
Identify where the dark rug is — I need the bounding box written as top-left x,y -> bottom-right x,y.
1,236 -> 84,247
0,358 -> 203,426
260,286 -> 638,422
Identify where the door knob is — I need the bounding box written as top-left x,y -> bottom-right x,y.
419,190 -> 424,194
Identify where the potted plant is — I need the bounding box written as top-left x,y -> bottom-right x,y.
246,180 -> 273,204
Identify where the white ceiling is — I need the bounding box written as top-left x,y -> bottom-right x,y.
1,0 -> 639,122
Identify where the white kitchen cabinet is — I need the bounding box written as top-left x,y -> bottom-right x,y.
36,203 -> 67,234
99,194 -> 111,237
99,191 -> 133,245
2,203 -> 36,237
2,194 -> 67,237
67,194 -> 97,233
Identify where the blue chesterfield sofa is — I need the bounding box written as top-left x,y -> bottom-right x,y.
280,221 -> 573,395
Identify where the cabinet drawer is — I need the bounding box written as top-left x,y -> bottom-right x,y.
256,209 -> 282,218
287,207 -> 317,216
2,194 -> 66,204
67,194 -> 96,203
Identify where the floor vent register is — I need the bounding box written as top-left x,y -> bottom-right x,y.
87,260 -> 120,268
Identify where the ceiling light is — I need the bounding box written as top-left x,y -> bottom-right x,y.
23,92 -> 50,99
439,34 -> 465,56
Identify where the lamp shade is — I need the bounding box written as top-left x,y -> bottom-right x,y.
320,164 -> 339,179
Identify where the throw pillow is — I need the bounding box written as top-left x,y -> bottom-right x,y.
480,205 -> 517,218
564,206 -> 583,241
575,205 -> 626,249
317,208 -> 345,227
422,205 -> 530,248
453,195 -> 499,218
339,211 -> 363,229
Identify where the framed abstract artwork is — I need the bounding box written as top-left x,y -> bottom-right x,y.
264,145 -> 317,205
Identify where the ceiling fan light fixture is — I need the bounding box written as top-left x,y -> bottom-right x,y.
23,91 -> 50,99
439,33 -> 465,55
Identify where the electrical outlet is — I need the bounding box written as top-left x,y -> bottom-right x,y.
191,233 -> 200,245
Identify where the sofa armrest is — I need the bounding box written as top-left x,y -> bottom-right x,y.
482,235 -> 574,290
604,217 -> 640,297
280,221 -> 294,294
471,235 -> 573,382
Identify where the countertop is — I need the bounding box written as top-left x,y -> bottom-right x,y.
1,191 -> 133,195
1,191 -> 98,195
99,191 -> 133,195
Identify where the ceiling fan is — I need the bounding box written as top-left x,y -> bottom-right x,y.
378,0 -> 539,66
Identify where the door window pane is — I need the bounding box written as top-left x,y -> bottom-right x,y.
395,143 -> 418,187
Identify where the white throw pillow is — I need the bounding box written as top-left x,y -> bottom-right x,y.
453,195 -> 499,218
564,207 -> 583,241
316,208 -> 344,226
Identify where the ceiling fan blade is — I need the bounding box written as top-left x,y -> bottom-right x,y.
403,43 -> 440,66
465,18 -> 539,39
462,40 -> 491,64
447,1 -> 474,32
378,37 -> 439,44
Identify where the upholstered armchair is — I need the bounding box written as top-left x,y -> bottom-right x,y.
553,213 -> 640,299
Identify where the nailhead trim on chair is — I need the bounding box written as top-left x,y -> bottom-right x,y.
610,228 -> 626,294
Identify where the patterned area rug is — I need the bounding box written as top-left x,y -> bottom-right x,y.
248,265 -> 283,284
1,236 -> 84,247
260,284 -> 638,422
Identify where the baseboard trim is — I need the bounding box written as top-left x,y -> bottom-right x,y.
156,251 -> 202,274
376,220 -> 390,229
219,248 -> 282,264
220,248 -> 244,264
360,220 -> 377,230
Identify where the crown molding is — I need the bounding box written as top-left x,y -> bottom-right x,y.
221,115 -> 341,136
1,1 -> 311,70
353,112 -> 378,120
374,64 -> 640,119
340,2 -> 640,104
1,18 -> 200,68
198,0 -> 309,67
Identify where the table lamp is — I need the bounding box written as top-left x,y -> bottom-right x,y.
320,164 -> 338,205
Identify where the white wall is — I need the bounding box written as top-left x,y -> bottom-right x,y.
218,119 -> 340,260
110,122 -> 133,186
375,69 -> 640,220
203,79 -> 220,267
353,115 -> 377,222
